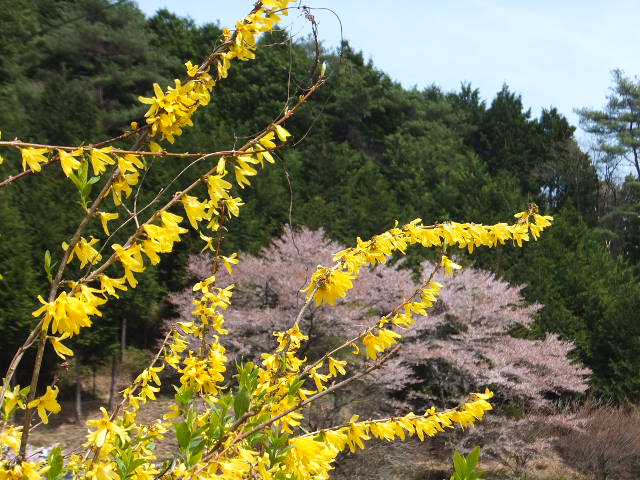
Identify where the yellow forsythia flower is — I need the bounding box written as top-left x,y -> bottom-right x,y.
98,274 -> 128,298
3,385 -> 26,417
58,149 -> 82,177
0,424 -> 21,453
86,407 -> 129,448
441,255 -> 462,276
182,195 -> 211,228
62,236 -> 103,268
20,147 -> 49,172
90,147 -> 115,175
221,253 -> 239,274
27,386 -> 61,424
86,462 -> 119,480
303,267 -> 355,306
98,211 -> 119,236
274,124 -> 291,141
50,333 -> 74,359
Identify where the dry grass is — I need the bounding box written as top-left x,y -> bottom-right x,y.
26,360 -> 178,461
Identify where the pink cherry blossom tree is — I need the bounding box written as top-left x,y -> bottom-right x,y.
403,265 -> 591,409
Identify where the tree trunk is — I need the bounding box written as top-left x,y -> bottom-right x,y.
75,358 -> 83,422
121,318 -> 127,361
107,350 -> 120,412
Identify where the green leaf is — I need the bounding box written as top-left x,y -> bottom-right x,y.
449,448 -> 484,480
246,432 -> 266,447
287,377 -> 304,398
233,387 -> 250,418
44,250 -> 53,282
466,446 -> 480,472
453,450 -> 467,476
174,387 -> 195,407
81,184 -> 92,199
68,171 -> 83,191
175,421 -> 190,450
272,444 -> 295,463
113,456 -> 127,480
78,160 -> 88,182
129,458 -> 147,472
189,437 -> 205,456
46,446 -> 64,480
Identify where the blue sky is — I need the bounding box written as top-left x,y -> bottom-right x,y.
135,1 -> 640,143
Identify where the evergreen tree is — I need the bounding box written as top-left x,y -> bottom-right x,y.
0,190 -> 40,378
577,69 -> 640,180
497,209 -> 640,401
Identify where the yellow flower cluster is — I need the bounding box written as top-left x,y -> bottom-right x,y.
121,364 -> 164,417
138,1 -> 294,143
178,346 -> 228,396
334,206 -> 552,277
25,64 -> 293,377
356,280 -> 442,361
139,64 -> 215,143
28,121 -> 292,373
257,324 -> 314,432
32,289 -> 104,336
17,146 -> 144,190
218,1 -> 293,78
305,206 -> 552,308
0,425 -> 21,454
303,267 -> 355,306
285,391 -> 493,479
190,279 -> 234,334
80,407 -> 166,480
181,161 -> 236,231
31,211 -> 188,347
138,211 -> 189,270
155,280 -> 235,407
299,207 -> 552,366
0,460 -> 48,480
27,128 -> 290,429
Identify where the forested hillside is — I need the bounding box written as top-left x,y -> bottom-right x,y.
1,0 -> 639,406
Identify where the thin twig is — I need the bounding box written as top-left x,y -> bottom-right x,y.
0,129 -> 145,189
